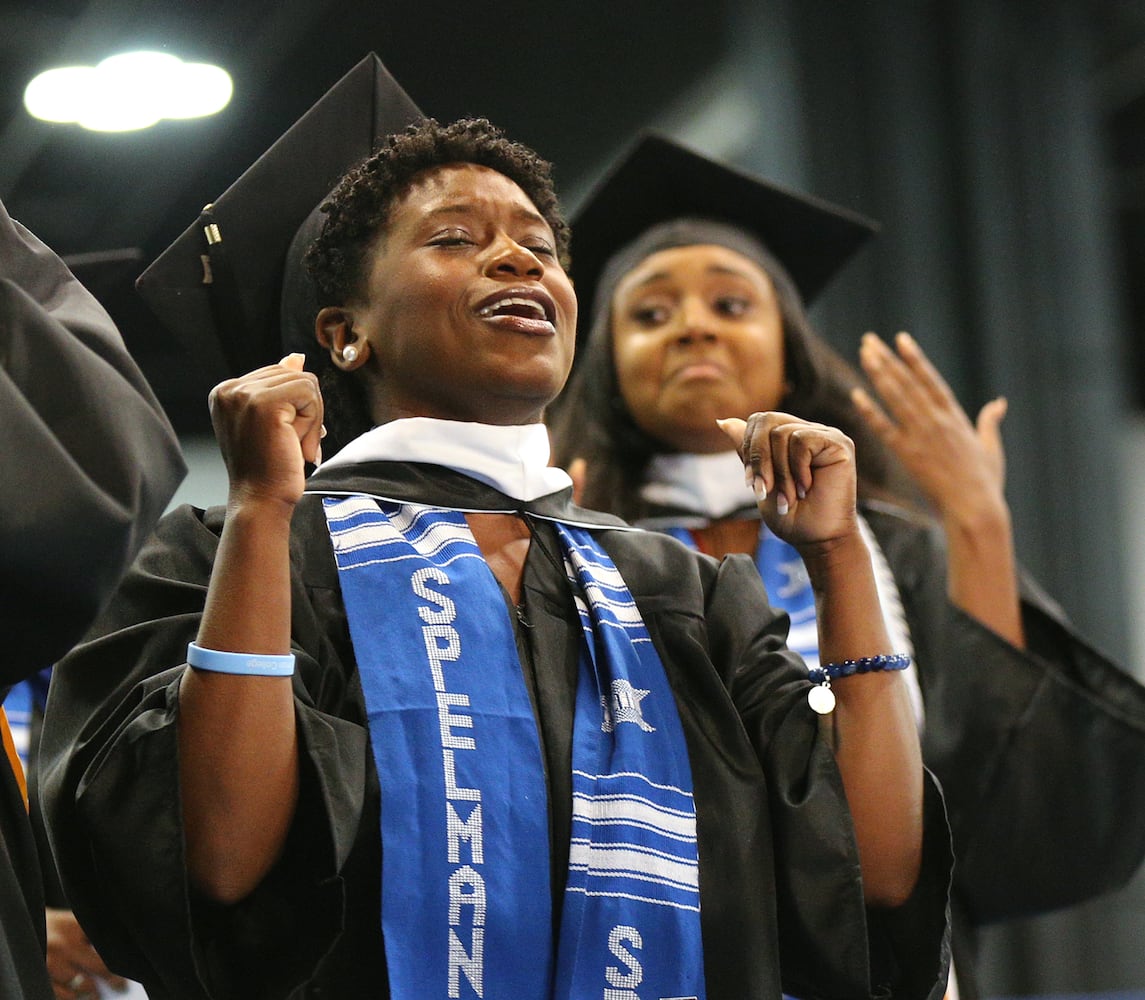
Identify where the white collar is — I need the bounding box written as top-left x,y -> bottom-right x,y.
640,450 -> 755,520
317,418 -> 572,502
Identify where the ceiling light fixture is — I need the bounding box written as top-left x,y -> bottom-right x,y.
24,51 -> 232,132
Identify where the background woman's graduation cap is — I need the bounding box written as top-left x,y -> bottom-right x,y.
568,131 -> 879,328
136,53 -> 423,380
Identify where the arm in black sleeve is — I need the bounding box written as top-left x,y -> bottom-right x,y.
707,553 -> 952,1000
0,199 -> 186,680
866,500 -> 1145,923
614,529 -> 952,1000
38,504 -> 369,999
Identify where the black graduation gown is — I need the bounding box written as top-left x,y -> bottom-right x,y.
860,499 -> 1145,1000
39,461 -> 952,1000
0,200 -> 185,999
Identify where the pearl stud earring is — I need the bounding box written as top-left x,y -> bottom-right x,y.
342,345 -> 359,364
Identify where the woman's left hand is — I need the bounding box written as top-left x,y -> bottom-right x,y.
852,331 -> 1008,525
718,411 -> 858,552
853,331 -> 1026,647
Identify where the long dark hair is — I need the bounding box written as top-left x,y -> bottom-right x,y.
547,220 -> 910,522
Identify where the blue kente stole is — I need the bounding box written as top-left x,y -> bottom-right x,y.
662,523 -> 820,669
322,495 -> 706,1000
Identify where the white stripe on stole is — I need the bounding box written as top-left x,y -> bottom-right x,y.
562,538 -> 630,585
571,601 -> 655,642
336,548 -> 484,573
572,778 -> 696,833
571,792 -> 699,841
326,498 -> 483,569
565,554 -> 632,591
579,582 -> 645,626
565,886 -> 702,913
569,841 -> 700,891
565,554 -> 645,620
568,587 -> 651,633
325,496 -> 459,545
328,507 -> 471,546
324,495 -> 381,520
331,519 -> 474,559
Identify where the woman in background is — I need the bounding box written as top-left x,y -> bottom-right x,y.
549,132 -> 1145,1000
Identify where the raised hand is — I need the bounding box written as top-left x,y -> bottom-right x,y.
717,411 -> 858,553
208,353 -> 325,510
183,360 -> 314,905
718,410 -> 924,906
852,331 -> 1008,523
852,331 -> 1024,647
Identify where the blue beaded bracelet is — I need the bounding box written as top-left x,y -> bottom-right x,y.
187,641 -> 296,676
808,652 -> 911,686
806,653 -> 911,715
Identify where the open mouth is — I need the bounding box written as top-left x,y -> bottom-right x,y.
476,290 -> 556,334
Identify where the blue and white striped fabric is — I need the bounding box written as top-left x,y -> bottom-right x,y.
322,496 -> 706,1000
662,523 -> 819,668
554,523 -> 706,1000
568,772 -> 701,908
323,495 -> 552,1000
661,519 -> 924,724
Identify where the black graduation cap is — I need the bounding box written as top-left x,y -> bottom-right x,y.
568,131 -> 879,325
136,53 -> 424,380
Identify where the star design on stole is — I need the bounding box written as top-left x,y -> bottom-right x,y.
600,678 -> 655,733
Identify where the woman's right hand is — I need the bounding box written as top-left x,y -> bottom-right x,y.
186,367 -> 310,904
717,411 -> 860,557
208,353 -> 324,510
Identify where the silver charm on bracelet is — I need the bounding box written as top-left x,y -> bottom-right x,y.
806,653 -> 911,715
808,681 -> 836,715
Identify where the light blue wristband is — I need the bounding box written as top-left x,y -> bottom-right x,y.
186,641 -> 296,676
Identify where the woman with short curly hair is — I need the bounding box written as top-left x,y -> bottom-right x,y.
41,74 -> 952,999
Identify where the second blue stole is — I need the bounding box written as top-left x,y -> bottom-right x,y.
663,521 -> 820,669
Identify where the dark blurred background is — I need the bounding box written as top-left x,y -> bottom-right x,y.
4,0 -> 1145,994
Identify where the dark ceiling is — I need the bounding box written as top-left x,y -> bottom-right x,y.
0,0 -> 730,432
5,0 -> 1145,430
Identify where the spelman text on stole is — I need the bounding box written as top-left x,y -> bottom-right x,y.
412,566 -> 488,997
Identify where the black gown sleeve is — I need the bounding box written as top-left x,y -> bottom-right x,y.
37,503 -> 369,1000
600,528 -> 952,1000
0,198 -> 184,1000
0,199 -> 186,681
706,553 -> 952,1000
864,501 -> 1145,924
